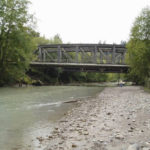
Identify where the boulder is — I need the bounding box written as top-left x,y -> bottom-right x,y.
127,144 -> 140,150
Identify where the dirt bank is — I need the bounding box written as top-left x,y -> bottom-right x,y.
39,86 -> 150,150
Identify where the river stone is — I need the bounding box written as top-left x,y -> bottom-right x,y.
115,134 -> 124,140
142,148 -> 150,150
48,135 -> 53,139
107,112 -> 112,115
127,144 -> 140,150
72,144 -> 77,148
83,131 -> 89,135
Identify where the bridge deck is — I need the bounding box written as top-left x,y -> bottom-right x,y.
30,62 -> 129,73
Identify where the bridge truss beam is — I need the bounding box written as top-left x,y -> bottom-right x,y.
36,44 -> 126,64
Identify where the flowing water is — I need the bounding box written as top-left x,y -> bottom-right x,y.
0,86 -> 103,150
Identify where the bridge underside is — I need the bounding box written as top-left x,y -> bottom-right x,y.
30,62 -> 129,73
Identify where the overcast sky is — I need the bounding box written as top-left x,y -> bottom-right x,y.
29,0 -> 150,44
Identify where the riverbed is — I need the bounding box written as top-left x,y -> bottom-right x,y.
0,86 -> 103,150
43,86 -> 150,150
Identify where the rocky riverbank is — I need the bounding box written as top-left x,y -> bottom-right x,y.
39,86 -> 150,150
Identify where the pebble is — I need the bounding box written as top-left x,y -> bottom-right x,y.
84,131 -> 89,135
115,134 -> 124,140
48,135 -> 53,139
72,144 -> 77,148
107,112 -> 112,115
60,120 -> 68,123
128,129 -> 133,132
99,140 -> 104,143
130,127 -> 135,130
59,141 -> 64,144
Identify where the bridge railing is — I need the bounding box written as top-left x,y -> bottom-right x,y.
36,44 -> 126,64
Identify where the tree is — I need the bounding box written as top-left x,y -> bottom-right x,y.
33,34 -> 63,46
0,0 -> 36,85
127,7 -> 150,84
31,34 -> 63,84
49,34 -> 62,44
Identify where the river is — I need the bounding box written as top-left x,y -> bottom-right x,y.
0,85 -> 103,150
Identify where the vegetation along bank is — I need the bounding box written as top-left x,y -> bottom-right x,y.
0,0 -> 150,88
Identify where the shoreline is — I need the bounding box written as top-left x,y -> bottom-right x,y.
38,86 -> 150,150
10,81 -> 132,88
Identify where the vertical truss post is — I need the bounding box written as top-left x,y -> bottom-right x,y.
106,51 -> 108,63
75,45 -> 79,63
93,46 -> 97,63
112,45 -> 116,64
43,49 -> 46,62
81,51 -> 84,63
38,46 -> 42,61
121,50 -> 125,64
57,45 -> 62,63
100,49 -> 103,64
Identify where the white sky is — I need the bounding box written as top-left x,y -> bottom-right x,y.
29,0 -> 150,44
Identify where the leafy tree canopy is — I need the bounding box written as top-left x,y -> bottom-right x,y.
0,0 -> 36,86
33,34 -> 63,46
127,7 -> 150,84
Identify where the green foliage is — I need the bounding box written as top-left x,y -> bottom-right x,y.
30,68 -> 108,84
33,36 -> 50,46
107,73 -> 119,82
83,73 -> 107,82
0,0 -> 36,86
49,34 -> 62,44
127,7 -> 150,85
31,34 -> 64,83
106,73 -> 129,82
33,34 -> 63,46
